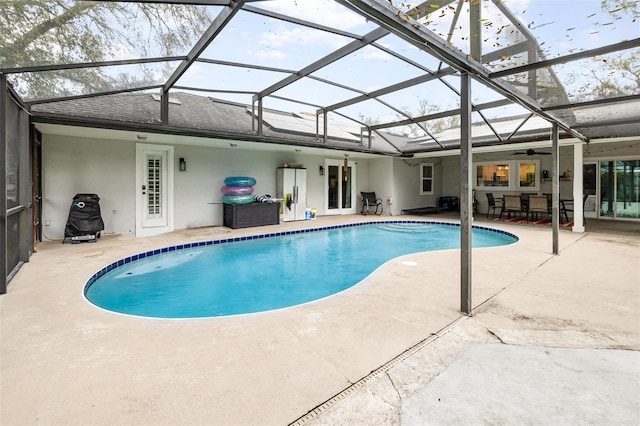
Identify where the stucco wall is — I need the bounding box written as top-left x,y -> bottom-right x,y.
38,132 -> 640,238
43,135 -> 136,239
471,146 -> 576,214
406,147 -> 582,215
366,157 -> 393,215
41,133 -> 391,238
171,144 -> 336,230
392,158 -> 442,214
422,140 -> 640,216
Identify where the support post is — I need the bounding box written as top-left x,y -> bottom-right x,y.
572,143 -> 585,232
160,88 -> 169,124
460,73 -> 472,314
257,97 -> 263,135
551,124 -> 559,254
323,110 -> 328,144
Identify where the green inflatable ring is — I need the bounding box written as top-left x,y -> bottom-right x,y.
222,194 -> 255,205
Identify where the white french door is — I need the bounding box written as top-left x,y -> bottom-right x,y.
325,159 -> 356,215
136,144 -> 174,237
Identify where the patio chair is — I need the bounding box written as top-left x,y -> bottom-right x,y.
361,192 -> 383,215
520,193 -> 530,216
501,195 -> 523,219
527,195 -> 550,221
486,193 -> 502,218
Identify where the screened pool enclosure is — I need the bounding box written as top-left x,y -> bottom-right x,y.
2,1 -> 639,305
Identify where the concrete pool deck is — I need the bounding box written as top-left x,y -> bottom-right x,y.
1,215 -> 639,425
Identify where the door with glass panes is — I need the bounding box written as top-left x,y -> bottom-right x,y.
136,144 -> 174,237
325,159 -> 356,215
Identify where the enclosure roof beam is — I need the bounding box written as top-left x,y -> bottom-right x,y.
254,26 -> 389,101
336,0 -> 588,142
195,58 -> 296,74
370,107 -> 460,132
163,0 -> 245,92
489,0 -> 571,108
541,94 -> 640,111
25,85 -> 164,107
0,56 -> 186,75
368,98 -> 516,133
572,117 -> 640,129
243,4 -> 362,39
321,68 -> 456,113
481,41 -> 531,65
490,38 -> 640,79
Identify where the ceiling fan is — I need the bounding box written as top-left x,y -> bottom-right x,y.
513,148 -> 552,156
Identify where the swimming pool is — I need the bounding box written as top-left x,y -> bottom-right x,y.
85,221 -> 517,318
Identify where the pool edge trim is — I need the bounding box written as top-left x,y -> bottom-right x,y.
83,220 -> 519,317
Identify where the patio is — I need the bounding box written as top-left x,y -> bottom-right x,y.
2,216 -> 638,425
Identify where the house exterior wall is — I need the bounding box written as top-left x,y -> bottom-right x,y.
41,133 -> 392,239
440,157 -> 460,199
430,150 -> 566,215
367,157 -> 393,215
417,140 -> 640,216
391,158 -> 442,214
43,134 -> 137,238
38,131 -> 640,240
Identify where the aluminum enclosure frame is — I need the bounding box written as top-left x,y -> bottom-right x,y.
2,0 -> 639,307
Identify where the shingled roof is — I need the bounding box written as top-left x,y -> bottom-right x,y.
31,91 -> 412,155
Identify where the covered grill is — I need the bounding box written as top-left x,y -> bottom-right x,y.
63,194 -> 104,244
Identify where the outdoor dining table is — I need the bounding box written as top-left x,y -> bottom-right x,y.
495,194 -> 573,223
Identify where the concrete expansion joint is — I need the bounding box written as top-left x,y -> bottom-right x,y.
384,370 -> 402,402
382,371 -> 404,422
432,343 -> 446,366
484,326 -> 507,344
362,371 -> 403,415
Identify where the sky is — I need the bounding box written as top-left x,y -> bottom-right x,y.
10,0 -> 639,135
175,0 -> 639,129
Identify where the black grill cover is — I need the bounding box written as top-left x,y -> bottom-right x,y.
64,193 -> 105,238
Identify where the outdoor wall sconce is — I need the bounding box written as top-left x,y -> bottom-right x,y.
319,166 -> 324,176
179,157 -> 186,172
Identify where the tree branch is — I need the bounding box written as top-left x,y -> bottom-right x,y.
4,1 -> 99,66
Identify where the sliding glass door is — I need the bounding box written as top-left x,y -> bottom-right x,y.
600,160 -> 640,220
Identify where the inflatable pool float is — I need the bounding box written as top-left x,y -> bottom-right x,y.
222,194 -> 255,205
221,185 -> 254,195
224,176 -> 256,187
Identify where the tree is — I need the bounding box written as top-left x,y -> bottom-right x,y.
575,0 -> 640,101
600,0 -> 639,19
586,50 -> 640,99
398,97 -> 460,137
0,1 -> 213,98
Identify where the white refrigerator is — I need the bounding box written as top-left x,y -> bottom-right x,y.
276,168 -> 307,221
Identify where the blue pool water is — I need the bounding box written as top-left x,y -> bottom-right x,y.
85,222 -> 517,318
